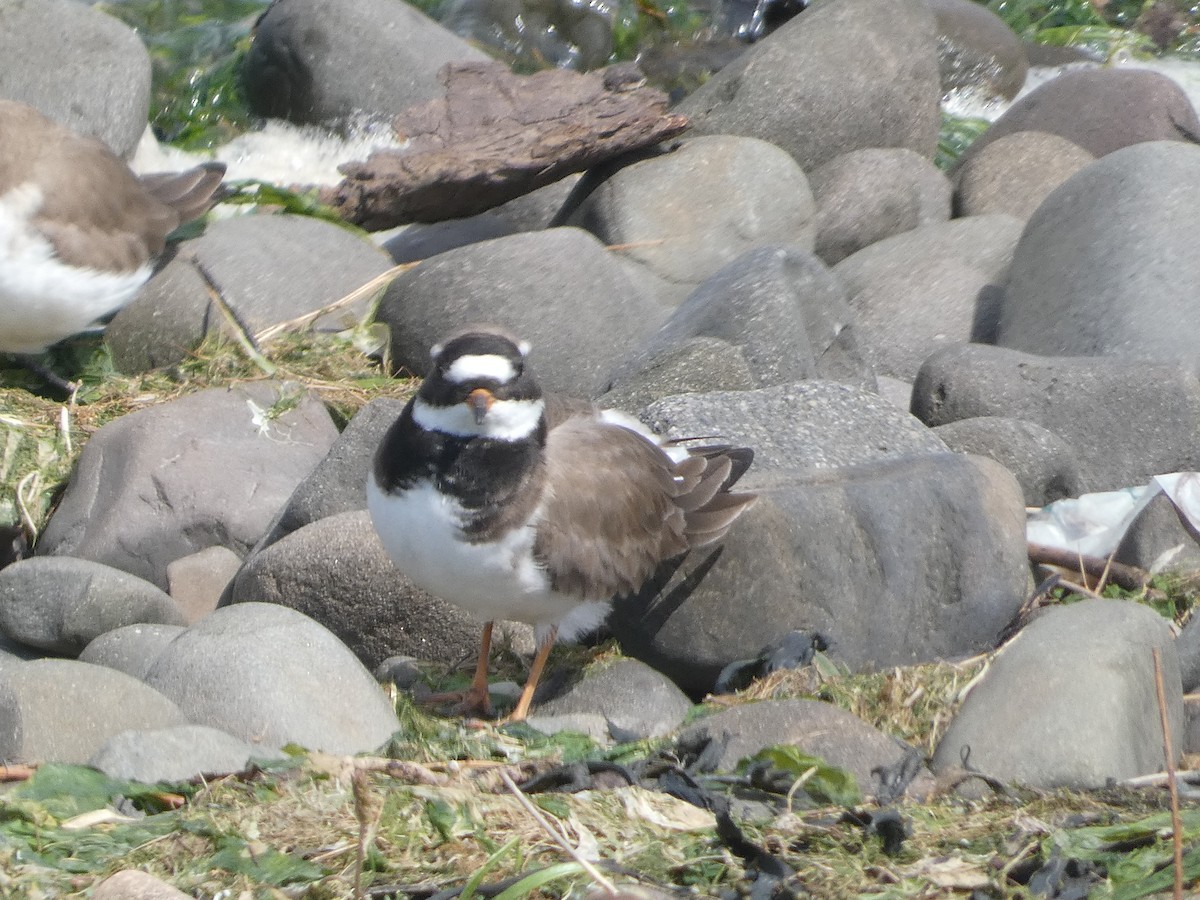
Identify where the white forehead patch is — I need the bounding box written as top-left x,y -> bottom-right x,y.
444,353 -> 517,384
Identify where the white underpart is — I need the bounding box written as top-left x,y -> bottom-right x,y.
412,396 -> 544,442
368,475 -> 607,641
0,183 -> 149,353
444,353 -> 516,385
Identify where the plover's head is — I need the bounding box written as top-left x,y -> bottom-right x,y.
413,327 -> 545,441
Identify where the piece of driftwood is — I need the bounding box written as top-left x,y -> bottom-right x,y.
319,61 -> 690,229
1027,541 -> 1150,591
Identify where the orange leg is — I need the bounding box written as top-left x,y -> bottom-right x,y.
505,625 -> 557,723
427,621 -> 495,718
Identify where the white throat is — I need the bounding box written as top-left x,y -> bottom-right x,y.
413,396 -> 544,441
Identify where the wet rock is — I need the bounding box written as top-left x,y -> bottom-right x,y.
679,0 -> 940,172
439,0 -> 614,70
931,599 -> 1182,789
108,214 -> 394,373
677,699 -> 933,800
0,659 -> 188,765
0,558 -> 185,656
144,602 -> 400,754
642,382 -> 948,477
604,245 -> 873,410
377,227 -> 665,397
89,724 -> 274,783
933,417 -> 1085,507
811,148 -> 951,265
242,0 -> 488,125
566,135 -> 817,307
0,0 -> 150,157
956,67 -> 1200,167
953,131 -> 1094,220
227,510 -> 494,672
912,344 -> 1200,492
80,624 -> 187,682
38,383 -> 338,590
610,453 -> 1028,695
528,658 -> 691,742
997,141 -> 1200,364
931,0 -> 1027,102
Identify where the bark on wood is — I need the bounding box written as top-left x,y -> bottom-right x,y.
318,61 -> 690,229
1027,541 -> 1150,591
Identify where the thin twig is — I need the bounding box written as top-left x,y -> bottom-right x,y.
192,260 -> 278,376
499,770 -> 618,896
1152,647 -> 1184,900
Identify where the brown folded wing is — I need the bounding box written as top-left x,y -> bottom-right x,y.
535,418 -> 756,600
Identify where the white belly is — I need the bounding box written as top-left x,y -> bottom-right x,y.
0,183 -> 149,353
367,474 -> 605,634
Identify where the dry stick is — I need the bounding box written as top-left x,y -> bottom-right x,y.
192,260 -> 278,377
498,770 -> 619,896
1027,542 -> 1149,592
1153,647 -> 1184,900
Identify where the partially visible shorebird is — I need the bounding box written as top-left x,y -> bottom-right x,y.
367,326 -> 758,721
0,99 -> 225,358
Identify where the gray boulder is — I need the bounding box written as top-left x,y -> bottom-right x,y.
0,0 -> 150,157
242,0 -> 489,125
566,135 -> 817,307
39,382 -> 339,589
642,382 -> 948,477
931,0 -> 1027,102
227,510 -> 491,672
80,624 -> 187,682
377,227 -> 665,397
931,599 -> 1182,789
997,141 -> 1200,364
165,546 -> 243,624
0,659 -> 188,765
528,658 -> 692,743
108,214 -> 394,373
0,557 -> 185,656
89,724 -> 274,783
610,453 -> 1028,696
953,131 -> 1094,220
677,699 -> 933,801
1113,493 -> 1200,577
956,67 -> 1200,167
144,602 -> 400,754
678,0 -> 940,173
912,344 -> 1200,492
933,417 -> 1084,507
603,245 -> 873,410
811,148 -> 951,265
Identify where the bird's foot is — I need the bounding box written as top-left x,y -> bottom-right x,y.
423,684 -> 495,720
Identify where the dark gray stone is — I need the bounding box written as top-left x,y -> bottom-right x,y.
933,416 -> 1085,507
243,0 -> 488,126
144,602 -> 400,754
811,147 -> 951,265
931,0 -> 1027,102
1180,618 -> 1200,694
1114,493 -> 1200,576
80,623 -> 187,682
377,227 -> 665,398
383,215 -> 518,265
566,135 -> 817,307
108,214 -> 394,373
931,599 -> 1182,789
953,131 -> 1093,220
227,510 -> 490,672
677,699 -> 933,800
0,0 -> 150,157
678,0 -> 940,173
610,453 -> 1028,696
956,67 -> 1200,169
528,658 -> 691,742
0,558 -> 185,657
0,659 -> 188,765
997,141 -> 1200,364
604,245 -> 873,409
39,382 -> 338,590
912,344 -> 1200,493
89,724 -> 276,783
641,382 -> 948,477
